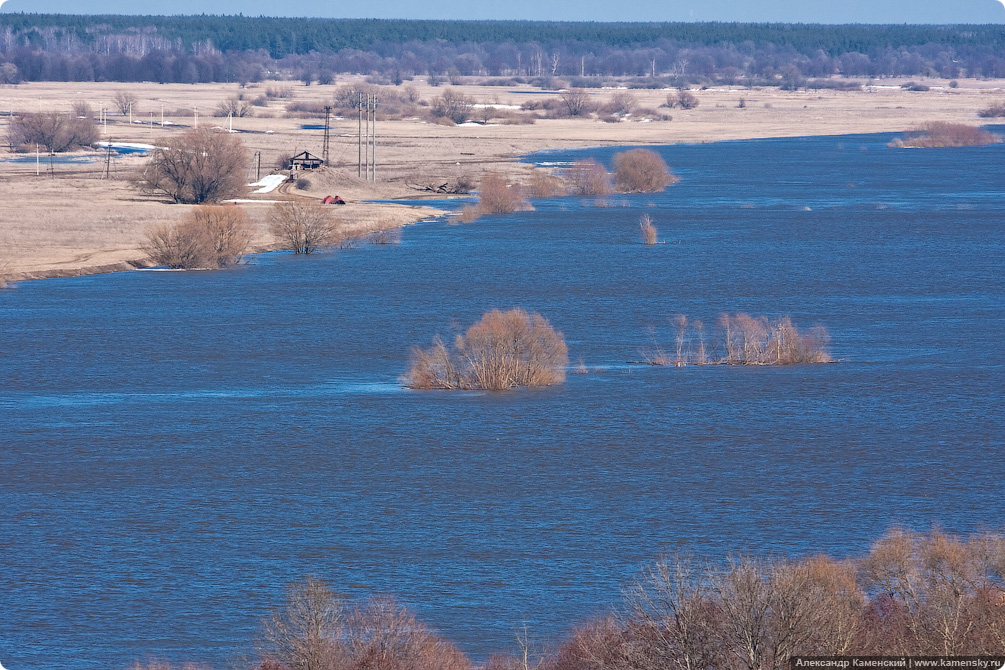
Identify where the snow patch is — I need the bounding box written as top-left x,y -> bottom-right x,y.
248,174 -> 286,194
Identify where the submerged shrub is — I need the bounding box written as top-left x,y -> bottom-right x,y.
641,313 -> 832,366
143,205 -> 252,269
639,214 -> 658,245
407,308 -> 569,391
897,122 -> 998,148
612,148 -> 680,193
460,172 -> 531,222
563,159 -> 612,196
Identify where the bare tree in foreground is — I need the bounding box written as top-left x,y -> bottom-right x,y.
268,201 -> 338,254
258,577 -> 471,670
140,128 -> 249,204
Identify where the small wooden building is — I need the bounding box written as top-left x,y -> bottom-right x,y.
290,151 -> 324,170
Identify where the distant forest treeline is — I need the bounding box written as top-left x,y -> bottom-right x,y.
2,14 -> 1005,85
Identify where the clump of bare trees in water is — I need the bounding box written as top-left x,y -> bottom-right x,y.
642,313 -> 832,366
406,308 -> 568,390
459,172 -> 532,222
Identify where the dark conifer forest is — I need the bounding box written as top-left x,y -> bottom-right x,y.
1,14 -> 1004,85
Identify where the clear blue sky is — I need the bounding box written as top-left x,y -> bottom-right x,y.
1,0 -> 1004,23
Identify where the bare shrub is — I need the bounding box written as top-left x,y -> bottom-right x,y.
612,148 -> 679,193
563,159 -> 612,196
899,122 -> 998,148
605,91 -> 638,116
526,170 -> 567,198
476,172 -> 530,214
143,205 -> 252,269
332,83 -> 379,110
666,90 -> 699,110
407,308 -> 568,391
259,576 -> 345,670
259,578 -> 471,670
977,102 -> 1005,118
71,100 -> 94,118
140,127 -> 249,204
265,86 -> 294,99
639,214 -> 658,245
6,112 -> 98,153
269,201 -> 338,254
214,96 -> 252,118
431,88 -> 473,124
560,88 -> 594,116
113,90 -> 138,115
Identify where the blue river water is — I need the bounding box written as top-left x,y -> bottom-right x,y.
1,132 -> 1003,669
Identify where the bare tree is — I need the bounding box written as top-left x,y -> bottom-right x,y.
560,88 -> 594,116
6,112 -> 98,153
259,577 -> 346,670
214,95 -> 252,118
626,552 -> 720,670
113,90 -> 138,115
139,127 -> 249,204
268,201 -> 338,254
432,88 -> 473,124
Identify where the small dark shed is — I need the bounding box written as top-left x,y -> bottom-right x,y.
290,151 -> 324,170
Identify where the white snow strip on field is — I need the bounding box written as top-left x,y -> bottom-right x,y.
95,142 -> 158,151
248,174 -> 286,193
224,198 -> 284,204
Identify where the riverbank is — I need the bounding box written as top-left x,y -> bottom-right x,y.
1,76 -> 1002,281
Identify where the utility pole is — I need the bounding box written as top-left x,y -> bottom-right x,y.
364,93 -> 370,181
371,95 -> 377,182
358,93 -> 362,178
322,105 -> 332,166
104,139 -> 112,179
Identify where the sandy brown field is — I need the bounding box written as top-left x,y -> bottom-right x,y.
1,76 -> 1002,280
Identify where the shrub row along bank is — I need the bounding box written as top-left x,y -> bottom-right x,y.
462,149 -> 676,222
178,528 -> 1002,670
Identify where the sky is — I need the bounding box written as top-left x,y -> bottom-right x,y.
1,0 -> 1004,23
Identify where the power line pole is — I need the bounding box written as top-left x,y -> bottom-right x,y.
358,93 -> 362,178
322,105 -> 332,167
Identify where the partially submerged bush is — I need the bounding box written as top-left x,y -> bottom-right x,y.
896,122 -> 998,148
526,170 -> 567,198
642,313 -> 832,366
143,205 -> 252,269
268,201 -> 338,254
612,148 -> 680,193
639,214 -> 658,245
563,159 -> 612,196
407,308 -> 569,391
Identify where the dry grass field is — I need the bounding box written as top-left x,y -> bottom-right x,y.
1,75 -> 1003,280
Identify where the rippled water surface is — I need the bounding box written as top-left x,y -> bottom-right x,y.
2,133 -> 1003,669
